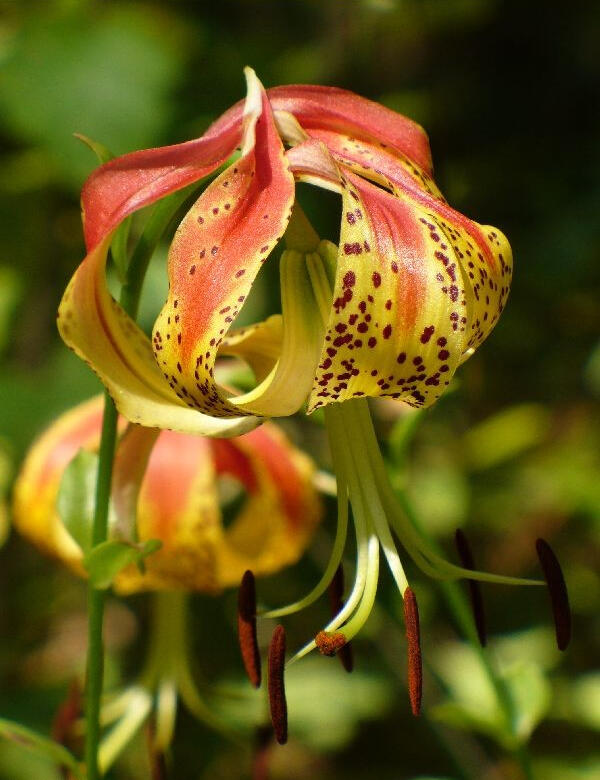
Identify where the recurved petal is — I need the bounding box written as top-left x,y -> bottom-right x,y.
81,114 -> 242,251
210,424 -> 322,587
116,421 -> 322,593
12,397 -> 116,572
303,128 -> 445,202
288,141 -> 511,410
58,236 -> 259,437
308,172 -> 466,410
151,71 -> 300,419
114,430 -> 222,593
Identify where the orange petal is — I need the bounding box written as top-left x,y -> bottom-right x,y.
151,71 -> 295,418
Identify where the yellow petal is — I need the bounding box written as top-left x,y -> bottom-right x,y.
58,236 -> 259,437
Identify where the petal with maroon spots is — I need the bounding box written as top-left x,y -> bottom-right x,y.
58,234 -> 258,436
308,173 -> 466,410
303,128 -> 445,202
151,73 -> 320,418
81,113 -> 242,252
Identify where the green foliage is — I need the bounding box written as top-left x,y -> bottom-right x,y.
84,538 -> 161,589
57,448 -> 98,554
0,719 -> 82,779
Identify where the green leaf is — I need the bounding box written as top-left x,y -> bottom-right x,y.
57,448 -> 98,555
73,133 -> 114,165
430,638 -> 551,747
84,538 -> 161,589
0,718 -> 83,778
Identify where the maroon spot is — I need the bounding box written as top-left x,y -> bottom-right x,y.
397,352 -> 406,364
346,212 -> 356,224
357,322 -> 368,333
438,349 -> 450,360
189,265 -> 196,275
344,242 -> 362,255
368,337 -> 377,348
235,269 -> 246,278
343,271 -> 356,288
382,324 -> 392,339
212,207 -> 219,215
420,326 -> 434,344
211,246 -> 219,256
372,272 -> 381,288
385,299 -> 392,310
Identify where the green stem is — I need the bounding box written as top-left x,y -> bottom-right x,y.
84,186 -> 195,779
84,394 -> 118,780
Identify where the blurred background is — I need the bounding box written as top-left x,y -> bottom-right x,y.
0,0 -> 598,778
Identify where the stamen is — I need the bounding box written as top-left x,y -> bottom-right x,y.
260,476 -> 349,619
145,723 -> 168,780
268,625 -> 288,744
238,570 -> 261,687
328,565 -> 354,672
403,587 -> 422,717
454,529 -> 487,647
535,538 -> 571,651
315,630 -> 347,656
51,679 -> 81,747
251,725 -> 273,780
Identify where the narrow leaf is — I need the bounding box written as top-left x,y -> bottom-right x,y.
57,448 -> 98,554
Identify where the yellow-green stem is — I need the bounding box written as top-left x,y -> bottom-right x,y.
84,186 -> 194,779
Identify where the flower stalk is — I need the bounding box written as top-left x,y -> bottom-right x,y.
83,186 -> 199,780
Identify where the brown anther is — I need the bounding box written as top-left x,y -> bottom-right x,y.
238,570 -> 261,687
268,625 -> 288,745
403,587 -> 422,717
327,565 -> 354,672
455,529 -> 487,647
51,679 -> 81,747
315,630 -> 347,656
145,722 -> 169,780
251,725 -> 274,780
536,538 -> 571,651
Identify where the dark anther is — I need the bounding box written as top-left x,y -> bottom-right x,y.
251,725 -> 274,780
536,538 -> 572,651
268,625 -> 288,745
145,722 -> 169,780
328,565 -> 354,672
403,587 -> 423,717
51,679 -> 81,748
238,570 -> 261,687
455,528 -> 487,646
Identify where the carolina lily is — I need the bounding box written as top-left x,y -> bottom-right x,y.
58,68 -> 569,721
13,396 -> 321,765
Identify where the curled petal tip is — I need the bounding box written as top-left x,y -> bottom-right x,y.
536,538 -> 572,651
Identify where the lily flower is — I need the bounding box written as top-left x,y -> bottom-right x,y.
58,69 -> 569,722
12,396 -> 321,766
